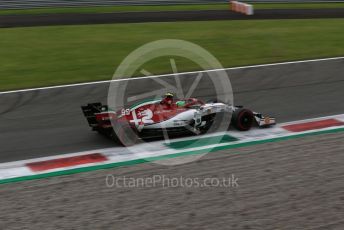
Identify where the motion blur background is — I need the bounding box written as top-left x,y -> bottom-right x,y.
1,0 -> 344,229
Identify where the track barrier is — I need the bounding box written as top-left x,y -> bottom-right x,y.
230,1 -> 254,15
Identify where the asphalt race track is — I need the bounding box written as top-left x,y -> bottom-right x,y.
1,4 -> 344,228
1,8 -> 344,28
1,130 -> 343,229
0,58 -> 344,163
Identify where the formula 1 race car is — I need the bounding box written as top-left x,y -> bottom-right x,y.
82,96 -> 275,145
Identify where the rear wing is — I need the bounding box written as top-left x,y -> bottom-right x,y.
81,103 -> 107,127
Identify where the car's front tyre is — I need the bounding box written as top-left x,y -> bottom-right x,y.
231,108 -> 254,131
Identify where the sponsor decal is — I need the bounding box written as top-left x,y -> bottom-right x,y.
264,117 -> 271,124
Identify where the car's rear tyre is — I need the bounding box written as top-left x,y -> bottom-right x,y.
232,108 -> 254,131
112,122 -> 139,146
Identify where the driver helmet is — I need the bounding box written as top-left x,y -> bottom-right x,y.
163,92 -> 174,105
165,92 -> 174,98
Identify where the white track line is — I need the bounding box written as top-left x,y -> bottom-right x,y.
1,113 -> 343,168
0,56 -> 343,95
1,113 -> 344,181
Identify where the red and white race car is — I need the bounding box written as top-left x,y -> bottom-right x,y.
82,95 -> 275,145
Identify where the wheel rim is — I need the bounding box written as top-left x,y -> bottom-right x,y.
238,111 -> 253,130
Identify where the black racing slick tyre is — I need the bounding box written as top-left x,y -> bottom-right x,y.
232,108 -> 254,131
112,122 -> 139,146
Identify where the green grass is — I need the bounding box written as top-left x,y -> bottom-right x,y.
1,3 -> 344,15
1,19 -> 344,91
